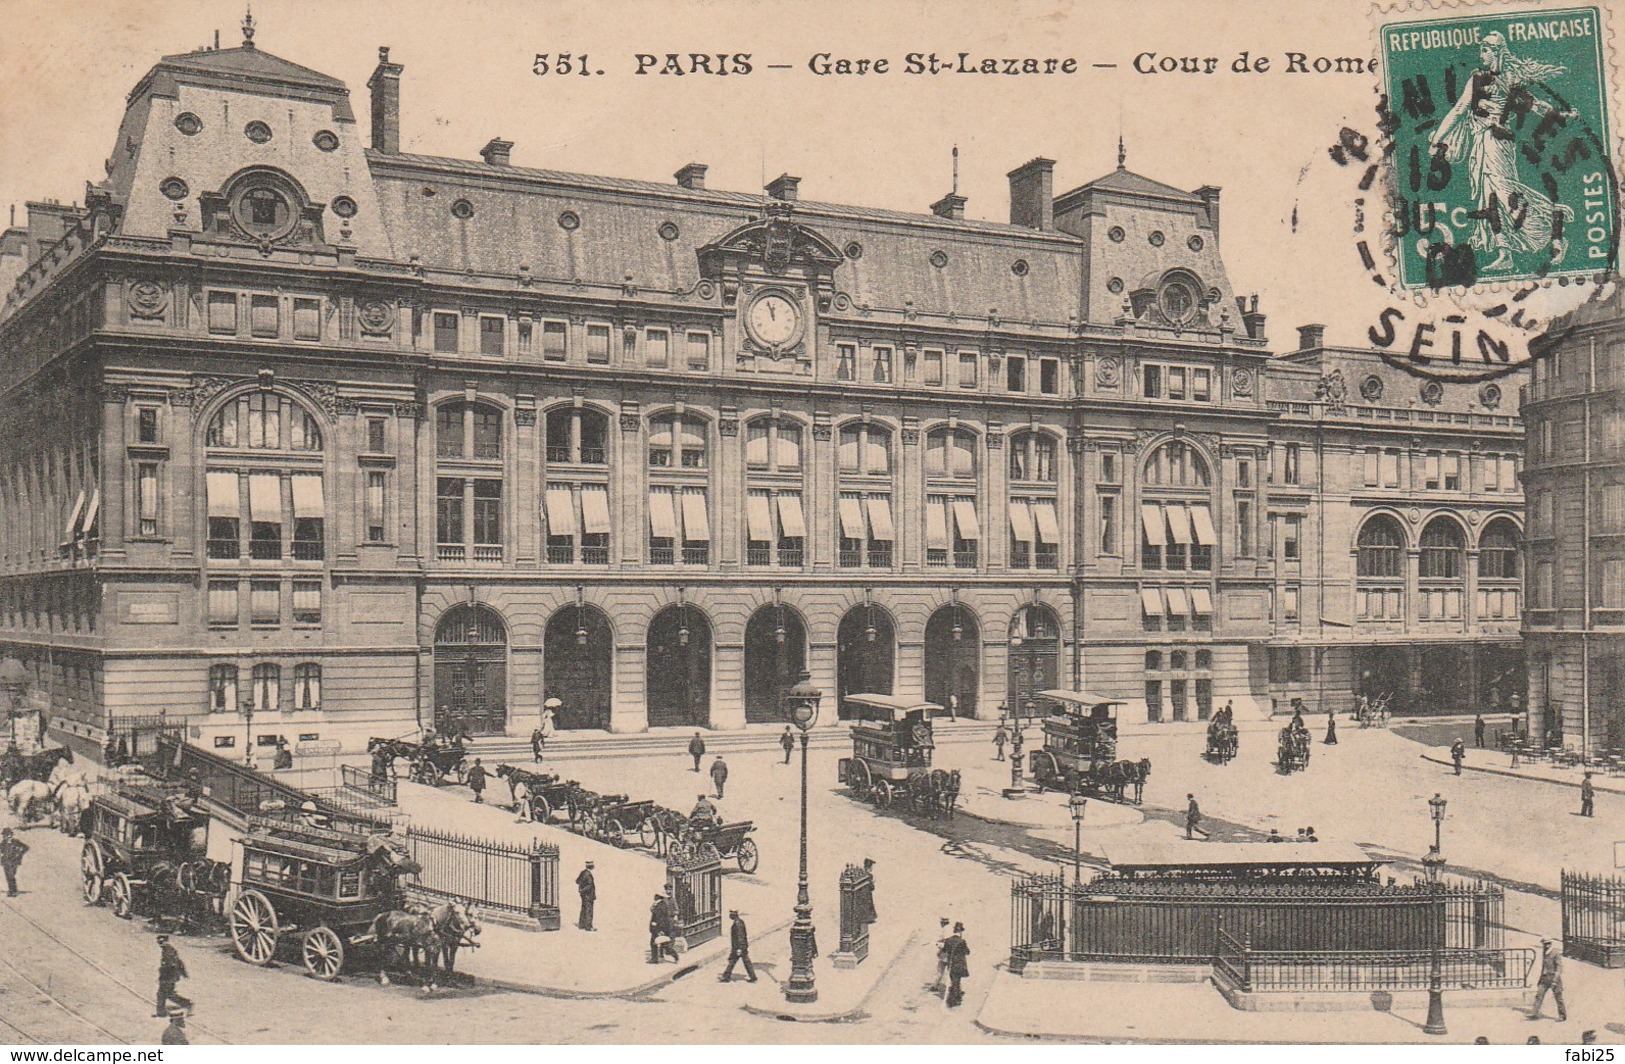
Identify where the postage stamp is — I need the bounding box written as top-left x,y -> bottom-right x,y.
1376,4 -> 1617,291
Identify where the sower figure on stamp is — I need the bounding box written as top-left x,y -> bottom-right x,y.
0,827 -> 27,896
575,861 -> 596,931
718,909 -> 757,983
154,934 -> 192,1017
1529,938 -> 1567,1022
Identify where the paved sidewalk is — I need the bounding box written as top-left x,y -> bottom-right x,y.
1418,749 -> 1625,796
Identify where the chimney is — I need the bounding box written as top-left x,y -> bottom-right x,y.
1237,295 -> 1267,341
367,46 -> 404,154
480,138 -> 513,166
1297,323 -> 1326,351
675,163 -> 708,190
931,193 -> 967,221
1007,158 -> 1055,231
1195,185 -> 1221,235
766,174 -> 800,202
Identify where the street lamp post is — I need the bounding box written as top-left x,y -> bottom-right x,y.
783,670 -> 822,1004
242,696 -> 256,768
1068,792 -> 1088,884
1422,792 -> 1448,1037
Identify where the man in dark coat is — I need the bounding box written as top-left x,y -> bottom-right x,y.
992,723 -> 1008,761
780,727 -> 795,765
1185,794 -> 1208,840
1530,938 -> 1567,1021
273,738 -> 293,770
154,934 -> 192,1016
718,909 -> 757,982
575,861 -> 596,931
1451,738 -> 1465,776
710,756 -> 729,799
466,758 -> 487,803
0,827 -> 27,896
531,727 -> 545,763
1474,713 -> 1486,747
1581,772 -> 1595,817
649,892 -> 679,963
688,732 -> 706,772
943,922 -> 970,1007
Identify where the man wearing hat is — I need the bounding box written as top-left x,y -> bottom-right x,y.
1580,772 -> 1595,818
466,758 -> 488,803
943,922 -> 971,1008
718,909 -> 756,983
709,755 -> 729,799
691,793 -> 721,830
649,891 -> 678,963
154,934 -> 192,1017
1529,937 -> 1566,1022
160,1009 -> 189,1045
0,827 -> 28,897
575,861 -> 596,931
688,731 -> 706,773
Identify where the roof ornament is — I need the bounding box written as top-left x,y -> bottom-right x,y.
1117,134 -> 1126,170
241,5 -> 256,49
951,144 -> 959,195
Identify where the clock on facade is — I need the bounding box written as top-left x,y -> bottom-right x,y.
746,291 -> 801,349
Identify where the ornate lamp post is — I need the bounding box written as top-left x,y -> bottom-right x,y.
1422,792 -> 1448,1036
1068,792 -> 1088,884
783,670 -> 822,1003
242,693 -> 256,768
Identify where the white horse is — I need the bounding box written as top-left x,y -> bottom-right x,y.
54,775 -> 93,835
7,778 -> 54,823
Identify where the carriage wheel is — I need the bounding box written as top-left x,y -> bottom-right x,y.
873,779 -> 893,808
639,817 -> 658,849
737,838 -> 760,874
302,926 -> 345,981
80,843 -> 104,904
230,889 -> 280,966
109,873 -> 135,919
848,760 -> 873,800
530,795 -> 552,823
1030,751 -> 1059,791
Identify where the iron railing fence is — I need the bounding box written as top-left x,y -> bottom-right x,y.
404,824 -> 560,930
340,763 -> 398,805
1562,870 -> 1625,968
1216,929 -> 1534,993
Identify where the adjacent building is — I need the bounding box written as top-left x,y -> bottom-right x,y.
0,28 -> 1525,754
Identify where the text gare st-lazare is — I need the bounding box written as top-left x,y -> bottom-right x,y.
529,53 -> 1081,76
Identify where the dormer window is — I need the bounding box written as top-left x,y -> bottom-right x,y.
1159,277 -> 1197,325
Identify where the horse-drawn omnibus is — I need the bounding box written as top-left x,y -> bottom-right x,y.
81,783 -> 229,924
837,694 -> 959,817
1025,690 -> 1150,804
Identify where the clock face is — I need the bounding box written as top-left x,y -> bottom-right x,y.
747,292 -> 800,348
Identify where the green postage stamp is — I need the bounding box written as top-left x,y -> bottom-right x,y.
1377,5 -> 1617,290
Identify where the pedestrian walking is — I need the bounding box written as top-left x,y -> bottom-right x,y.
1324,709 -> 1338,746
943,922 -> 971,1008
273,737 -> 293,770
710,755 -> 729,799
1185,794 -> 1208,840
992,723 -> 1008,762
530,726 -> 545,763
510,774 -> 531,823
154,934 -> 192,1017
688,731 -> 706,772
930,917 -> 951,993
1529,938 -> 1567,1021
1474,713 -> 1486,748
780,727 -> 795,765
0,827 -> 28,896
1580,772 -> 1595,818
1451,738 -> 1465,776
161,1010 -> 189,1045
947,693 -> 959,721
718,909 -> 757,982
575,861 -> 596,931
466,758 -> 488,803
649,892 -> 679,963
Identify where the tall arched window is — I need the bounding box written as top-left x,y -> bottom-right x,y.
837,422 -> 893,569
545,406 -> 609,465
436,401 -> 503,460
204,391 -> 326,564
744,417 -> 806,568
648,414 -> 708,469
1478,519 -> 1520,579
1357,515 -> 1405,577
1008,431 -> 1057,483
251,662 -> 280,712
206,392 -> 323,451
1139,441 -> 1215,573
648,413 -> 710,566
209,663 -> 238,713
924,428 -> 979,569
1143,440 -> 1210,487
1008,431 -> 1060,570
1419,518 -> 1465,579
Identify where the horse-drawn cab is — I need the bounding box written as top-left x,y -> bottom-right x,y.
81,783 -> 225,923
838,694 -> 960,816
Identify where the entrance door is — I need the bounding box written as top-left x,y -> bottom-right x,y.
647,605 -> 712,728
836,606 -> 895,719
924,605 -> 979,717
544,605 -> 613,730
432,605 -> 508,735
744,606 -> 807,724
1008,605 -> 1061,720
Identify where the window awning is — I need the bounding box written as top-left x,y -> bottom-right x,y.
1164,586 -> 1191,616
64,490 -> 86,541
1190,587 -> 1213,616
648,490 -> 677,538
681,490 -> 710,542
838,496 -> 865,539
1165,504 -> 1192,545
746,493 -> 773,542
1189,504 -> 1216,546
546,487 -> 577,537
1033,501 -> 1060,545
777,493 -> 806,539
1140,504 -> 1166,547
1009,500 -> 1034,543
290,474 -> 325,519
207,472 -> 239,518
81,489 -> 100,537
1139,587 -> 1164,617
580,487 -> 611,535
952,499 -> 980,541
248,474 -> 281,522
866,496 -> 894,541
925,501 -> 949,550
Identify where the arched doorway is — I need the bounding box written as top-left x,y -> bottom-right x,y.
433,604 -> 508,736
924,605 -> 979,718
743,605 -> 807,724
837,604 -> 895,719
647,604 -> 712,728
543,605 -> 613,731
1420,645 -> 1471,714
1008,604 -> 1061,720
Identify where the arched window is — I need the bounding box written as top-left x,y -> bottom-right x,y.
437,401 -> 503,460
206,392 -> 323,451
292,663 -> 321,710
649,414 -> 708,469
1419,518 -> 1465,579
209,663 -> 238,713
924,428 -> 979,569
838,423 -> 891,476
1357,515 -> 1406,577
1143,440 -> 1210,487
251,663 -> 281,712
745,417 -> 803,472
545,407 -> 609,465
837,423 -> 893,569
1479,519 -> 1521,579
924,428 -> 977,479
1009,431 -> 1058,483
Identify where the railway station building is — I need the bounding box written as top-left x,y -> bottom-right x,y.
0,29 -> 1525,752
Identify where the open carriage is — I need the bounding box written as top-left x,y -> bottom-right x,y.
80,783 -> 229,924
1204,709 -> 1239,764
837,694 -> 960,817
367,736 -> 468,786
1026,690 -> 1149,804
495,765 -> 581,824
1277,722 -> 1312,773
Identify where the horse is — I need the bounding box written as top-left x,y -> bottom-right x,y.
367,900 -> 480,991
8,778 -> 55,824
367,738 -> 420,780
930,768 -> 961,819
52,776 -> 93,835
1096,759 -> 1150,804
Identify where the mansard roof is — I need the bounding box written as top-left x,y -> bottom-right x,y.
1065,166 -> 1204,205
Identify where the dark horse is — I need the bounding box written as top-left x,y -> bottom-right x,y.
1097,758 -> 1151,804
366,738 -> 419,780
1,744 -> 72,789
367,900 -> 480,992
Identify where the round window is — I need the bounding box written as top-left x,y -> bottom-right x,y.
313,130 -> 340,152
232,186 -> 293,240
175,112 -> 203,136
929,250 -> 948,268
658,222 -> 680,241
451,198 -> 475,220
1011,259 -> 1029,276
1108,226 -> 1126,243
1158,278 -> 1197,323
1106,277 -> 1125,294
558,210 -> 580,231
1187,235 -> 1204,252
160,177 -> 190,201
330,195 -> 358,219
844,241 -> 863,260
1149,230 -> 1166,247
244,121 -> 273,144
